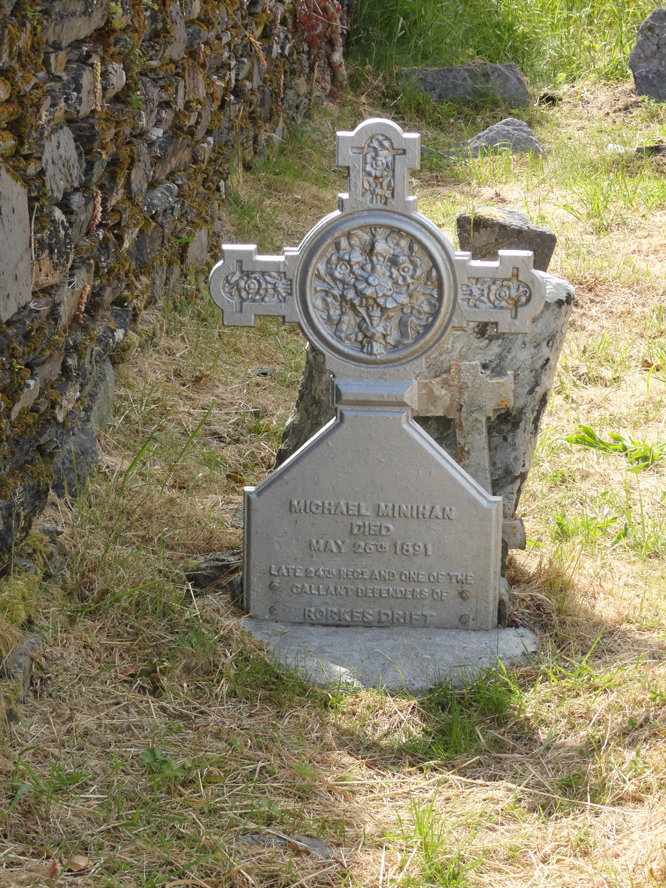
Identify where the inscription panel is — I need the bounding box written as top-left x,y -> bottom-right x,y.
244,408 -> 502,630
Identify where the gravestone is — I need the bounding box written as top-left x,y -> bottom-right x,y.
209,119 -> 540,690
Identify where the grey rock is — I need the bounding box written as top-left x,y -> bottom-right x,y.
102,62 -> 125,102
60,190 -> 96,244
0,475 -> 52,554
184,62 -> 207,102
186,549 -> 242,589
240,834 -> 341,859
138,77 -> 160,133
129,141 -> 152,199
128,222 -> 162,268
32,206 -> 74,291
1,634 -> 43,700
185,226 -> 208,267
51,428 -> 99,499
630,9 -> 666,102
62,64 -> 96,119
167,1 -> 187,61
11,350 -> 64,421
401,63 -> 530,108
83,357 -> 114,430
242,619 -> 538,692
59,261 -> 93,327
143,182 -> 179,215
457,207 -> 557,272
42,126 -> 84,201
151,135 -> 193,181
0,163 -> 31,322
442,118 -> 543,159
43,0 -> 112,47
276,274 -> 575,525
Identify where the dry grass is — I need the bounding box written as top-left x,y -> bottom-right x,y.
2,82 -> 666,887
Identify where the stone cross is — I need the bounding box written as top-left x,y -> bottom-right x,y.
417,361 -> 514,493
209,118 -> 546,632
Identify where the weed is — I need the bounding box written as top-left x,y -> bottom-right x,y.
564,424 -> 666,471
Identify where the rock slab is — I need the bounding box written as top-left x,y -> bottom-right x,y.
0,164 -> 31,322
243,619 -> 538,692
401,63 -> 530,108
457,207 -> 557,271
442,118 -> 543,159
630,9 -> 666,102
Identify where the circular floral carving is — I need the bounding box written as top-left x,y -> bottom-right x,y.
312,226 -> 440,357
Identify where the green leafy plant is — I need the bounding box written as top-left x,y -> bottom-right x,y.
564,424 -> 666,471
108,1 -> 124,28
140,748 -> 194,780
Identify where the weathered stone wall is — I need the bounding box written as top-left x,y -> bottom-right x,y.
0,0 -> 349,557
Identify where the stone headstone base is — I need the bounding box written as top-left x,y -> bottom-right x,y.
241,619 -> 538,693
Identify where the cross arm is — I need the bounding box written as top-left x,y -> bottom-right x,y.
209,245 -> 300,327
452,250 -> 547,334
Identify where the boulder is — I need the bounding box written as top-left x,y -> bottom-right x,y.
439,118 -> 543,159
276,273 -> 575,531
630,9 -> 666,102
457,207 -> 557,271
401,63 -> 530,108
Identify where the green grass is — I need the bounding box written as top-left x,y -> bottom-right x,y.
351,0 -> 657,86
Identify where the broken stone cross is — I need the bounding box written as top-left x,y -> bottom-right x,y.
209,118 -> 546,633
418,361 -> 514,493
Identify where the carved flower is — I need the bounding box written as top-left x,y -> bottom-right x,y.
353,262 -> 404,309
364,136 -> 393,178
325,246 -> 363,286
236,271 -> 266,301
461,279 -> 490,308
390,253 -> 423,287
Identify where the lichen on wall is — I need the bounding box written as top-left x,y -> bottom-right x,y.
0,0 -> 348,559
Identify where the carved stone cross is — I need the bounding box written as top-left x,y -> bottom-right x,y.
209,118 -> 547,632
210,118 -> 546,377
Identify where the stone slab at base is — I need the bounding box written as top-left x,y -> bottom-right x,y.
242,619 -> 538,693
